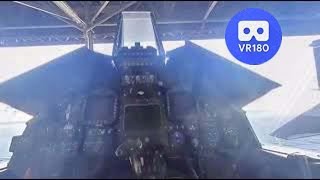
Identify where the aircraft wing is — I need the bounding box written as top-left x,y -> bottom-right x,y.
0,47 -> 118,116
271,104 -> 320,139
166,41 -> 281,109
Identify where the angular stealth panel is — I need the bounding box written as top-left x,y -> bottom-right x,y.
0,47 -> 119,116
166,41 -> 281,108
271,104 -> 320,139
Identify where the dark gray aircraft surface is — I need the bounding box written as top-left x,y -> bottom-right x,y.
0,11 -> 319,179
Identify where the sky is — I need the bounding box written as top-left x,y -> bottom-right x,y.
0,36 -> 320,158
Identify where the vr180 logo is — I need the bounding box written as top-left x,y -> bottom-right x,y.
225,8 -> 282,65
238,20 -> 270,52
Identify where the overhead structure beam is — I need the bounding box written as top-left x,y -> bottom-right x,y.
133,1 -> 143,11
87,1 -> 137,31
2,14 -> 318,31
84,31 -> 94,50
0,25 -> 76,30
12,1 -> 83,31
0,19 -> 222,31
90,1 -> 110,24
54,16 -> 84,32
203,1 -> 219,22
201,1 -> 218,29
13,1 -> 71,21
52,1 -> 87,29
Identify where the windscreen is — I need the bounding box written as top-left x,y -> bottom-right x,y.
121,12 -> 158,51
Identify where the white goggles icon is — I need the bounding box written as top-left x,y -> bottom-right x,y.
238,20 -> 269,42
